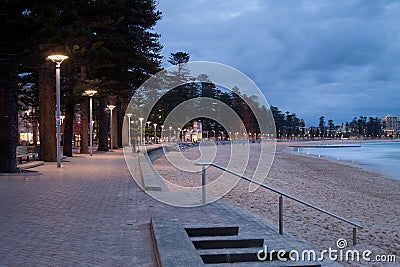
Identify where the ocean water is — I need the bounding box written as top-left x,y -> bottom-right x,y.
298,142 -> 400,180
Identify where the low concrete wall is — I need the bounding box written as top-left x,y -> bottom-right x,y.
146,146 -> 165,162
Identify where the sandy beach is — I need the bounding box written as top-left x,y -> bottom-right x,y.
152,141 -> 399,266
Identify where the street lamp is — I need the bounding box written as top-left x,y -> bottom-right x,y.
146,121 -> 151,143
139,117 -> 144,146
153,123 -> 157,143
161,125 -> 164,142
48,54 -> 69,168
169,126 -> 172,143
60,115 -> 65,124
25,109 -> 32,144
107,105 -> 116,151
85,90 -> 97,156
126,113 -> 132,147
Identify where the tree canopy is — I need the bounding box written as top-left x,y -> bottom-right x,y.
0,0 -> 163,171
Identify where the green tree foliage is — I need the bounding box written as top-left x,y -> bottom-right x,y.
327,119 -> 334,137
147,57 -> 279,141
270,106 -> 305,139
319,116 -> 325,137
0,0 -> 163,165
151,52 -> 198,130
315,115 -> 383,139
0,1 -> 50,171
168,51 -> 190,76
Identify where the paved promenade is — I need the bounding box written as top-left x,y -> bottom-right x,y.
0,150 -> 156,266
0,149 -> 339,266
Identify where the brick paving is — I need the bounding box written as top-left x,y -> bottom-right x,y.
0,148 -> 340,266
0,151 -> 155,266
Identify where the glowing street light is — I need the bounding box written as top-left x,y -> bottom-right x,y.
85,90 -> 97,156
60,115 -> 65,124
126,113 -> 132,147
107,105 -> 116,151
48,54 -> 68,168
139,117 -> 144,146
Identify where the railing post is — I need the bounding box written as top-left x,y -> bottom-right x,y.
279,195 -> 283,235
202,166 -> 206,204
195,162 -> 362,245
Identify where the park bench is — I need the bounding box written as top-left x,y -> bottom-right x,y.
16,146 -> 38,164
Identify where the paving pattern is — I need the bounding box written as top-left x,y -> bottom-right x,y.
0,149 -> 341,266
0,151 -> 155,266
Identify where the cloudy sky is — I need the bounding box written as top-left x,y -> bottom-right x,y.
153,0 -> 400,126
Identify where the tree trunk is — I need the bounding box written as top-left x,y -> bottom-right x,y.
63,100 -> 74,156
80,66 -> 89,154
80,99 -> 89,154
97,96 -> 109,151
32,107 -> 38,146
39,62 -> 57,162
63,63 -> 74,157
0,62 -> 18,173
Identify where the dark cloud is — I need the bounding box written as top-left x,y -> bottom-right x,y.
154,0 -> 400,125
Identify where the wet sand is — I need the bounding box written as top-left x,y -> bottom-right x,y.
153,142 -> 400,266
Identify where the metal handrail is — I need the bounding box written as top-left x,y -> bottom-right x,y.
196,162 -> 362,245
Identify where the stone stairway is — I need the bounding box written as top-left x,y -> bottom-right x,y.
150,218 -> 339,266
187,226 -> 321,266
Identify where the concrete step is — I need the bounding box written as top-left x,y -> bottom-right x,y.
18,160 -> 44,170
206,261 -> 322,266
192,238 -> 264,250
190,235 -> 259,242
198,247 -> 264,264
152,219 -> 327,266
150,218 -> 204,267
185,226 -> 239,237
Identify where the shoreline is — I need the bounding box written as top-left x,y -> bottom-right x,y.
282,140 -> 400,181
237,143 -> 399,266
152,142 -> 400,266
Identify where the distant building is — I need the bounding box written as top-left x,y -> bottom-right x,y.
190,121 -> 202,142
382,114 -> 399,137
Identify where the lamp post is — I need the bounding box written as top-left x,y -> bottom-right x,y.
126,113 -> 132,147
161,125 -> 164,142
146,121 -> 151,144
85,90 -> 97,156
48,54 -> 68,168
25,109 -> 32,144
139,117 -> 144,146
169,126 -> 172,143
107,105 -> 116,151
153,123 -> 157,144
